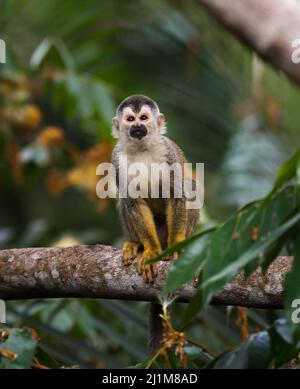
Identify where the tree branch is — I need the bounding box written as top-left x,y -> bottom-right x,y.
198,0 -> 300,85
0,245 -> 292,308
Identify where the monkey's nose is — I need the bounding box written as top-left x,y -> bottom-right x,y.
129,126 -> 147,140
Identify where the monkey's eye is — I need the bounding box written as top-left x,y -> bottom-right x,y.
127,116 -> 135,122
140,115 -> 148,121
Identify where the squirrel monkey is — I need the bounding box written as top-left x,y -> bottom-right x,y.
112,95 -> 199,283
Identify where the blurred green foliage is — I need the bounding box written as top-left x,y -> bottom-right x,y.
0,0 -> 300,369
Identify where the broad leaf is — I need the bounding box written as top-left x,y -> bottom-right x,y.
263,147 -> 300,203
0,328 -> 37,369
30,37 -> 74,70
181,288 -> 203,329
207,318 -> 299,369
163,229 -> 212,295
146,227 -> 216,265
201,186 -> 300,308
284,234 -> 300,343
269,319 -> 298,368
207,332 -> 271,369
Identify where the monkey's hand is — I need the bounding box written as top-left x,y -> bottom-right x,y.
122,241 -> 140,265
137,248 -> 160,283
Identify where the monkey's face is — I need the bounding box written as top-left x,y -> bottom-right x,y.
112,103 -> 166,143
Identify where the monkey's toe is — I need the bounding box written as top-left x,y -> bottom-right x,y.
139,262 -> 157,283
137,251 -> 158,283
143,264 -> 157,283
122,241 -> 140,265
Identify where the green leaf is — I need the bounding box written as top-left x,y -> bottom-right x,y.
30,38 -> 53,68
131,361 -> 150,369
206,319 -> 298,369
263,147 -> 300,204
259,237 -> 285,274
284,234 -> 300,343
0,328 -> 37,369
34,346 -> 60,369
51,72 -> 114,140
66,73 -> 93,118
201,186 -> 300,307
100,300 -> 148,336
69,301 -> 147,360
202,210 -> 300,306
273,318 -> 293,344
49,310 -> 74,332
146,227 -> 216,265
163,229 -> 212,295
184,345 -> 213,365
181,289 -> 203,329
93,82 -> 115,124
268,319 -> 298,368
30,37 -> 75,70
207,332 -> 271,369
10,307 -> 122,368
174,185 -> 299,327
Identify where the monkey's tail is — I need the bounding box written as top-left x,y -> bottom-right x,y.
148,301 -> 166,355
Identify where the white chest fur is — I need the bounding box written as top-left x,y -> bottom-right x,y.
118,147 -> 169,198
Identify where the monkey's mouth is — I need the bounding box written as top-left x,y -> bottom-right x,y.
129,125 -> 148,140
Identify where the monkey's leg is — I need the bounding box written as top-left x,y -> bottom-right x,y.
186,208 -> 200,238
185,177 -> 200,238
118,199 -> 142,265
166,197 -> 187,260
128,198 -> 162,283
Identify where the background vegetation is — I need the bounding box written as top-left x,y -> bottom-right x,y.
0,0 -> 299,368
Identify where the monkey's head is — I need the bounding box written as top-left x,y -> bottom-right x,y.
112,95 -> 166,143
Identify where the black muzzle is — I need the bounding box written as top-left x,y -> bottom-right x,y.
129,125 -> 147,140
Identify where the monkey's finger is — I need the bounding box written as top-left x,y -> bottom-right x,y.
122,250 -> 135,265
137,257 -> 144,275
145,266 -> 154,283
143,268 -> 150,283
122,255 -> 132,266
122,242 -> 140,265
148,264 -> 158,283
152,264 -> 158,277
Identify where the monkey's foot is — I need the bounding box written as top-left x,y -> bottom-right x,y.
163,252 -> 179,261
164,235 -> 185,261
137,249 -> 158,283
122,241 -> 140,265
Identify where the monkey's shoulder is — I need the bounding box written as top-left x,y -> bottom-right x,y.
161,136 -> 187,165
111,143 -> 122,163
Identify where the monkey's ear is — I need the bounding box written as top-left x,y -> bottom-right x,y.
112,117 -> 119,138
157,113 -> 167,134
